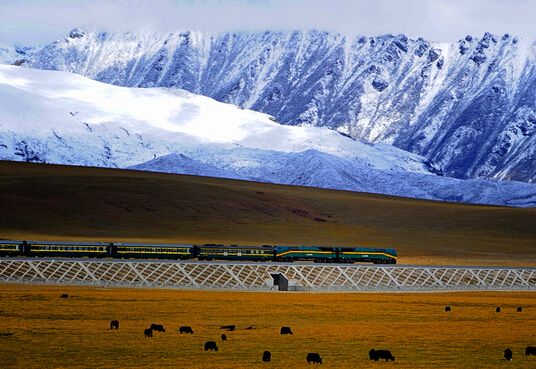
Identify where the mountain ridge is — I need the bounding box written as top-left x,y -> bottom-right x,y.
13,28 -> 536,182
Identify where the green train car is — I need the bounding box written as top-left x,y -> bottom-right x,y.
196,244 -> 274,261
112,243 -> 193,260
274,246 -> 397,264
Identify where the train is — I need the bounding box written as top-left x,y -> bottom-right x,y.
0,240 -> 397,264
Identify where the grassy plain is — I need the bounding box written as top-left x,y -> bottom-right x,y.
0,284 -> 534,368
1,161 -> 535,266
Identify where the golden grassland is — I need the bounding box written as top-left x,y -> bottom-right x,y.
0,284 -> 534,368
1,161 -> 536,266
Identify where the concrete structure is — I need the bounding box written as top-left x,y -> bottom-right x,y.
0,258 -> 534,291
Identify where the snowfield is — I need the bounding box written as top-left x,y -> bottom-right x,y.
1,64 -> 536,207
0,64 -> 433,172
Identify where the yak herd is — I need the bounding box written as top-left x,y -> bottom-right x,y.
125,321 -> 331,364
99,297 -> 533,365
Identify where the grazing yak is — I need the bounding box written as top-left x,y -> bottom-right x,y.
526,346 -> 536,356
179,326 -> 194,334
504,348 -> 513,361
204,341 -> 218,351
306,352 -> 322,364
444,306 -> 451,312
144,328 -> 153,338
496,307 -> 501,313
110,320 -> 119,330
262,351 -> 271,362
221,334 -> 227,341
150,324 -> 165,332
61,294 -> 69,299
369,349 -> 395,362
517,307 -> 523,312
220,325 -> 235,331
280,326 -> 293,335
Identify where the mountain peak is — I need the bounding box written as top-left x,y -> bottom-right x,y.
68,28 -> 86,39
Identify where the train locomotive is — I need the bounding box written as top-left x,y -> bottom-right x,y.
0,240 -> 397,264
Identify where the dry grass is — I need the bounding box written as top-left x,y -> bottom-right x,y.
0,284 -> 534,368
1,161 -> 536,266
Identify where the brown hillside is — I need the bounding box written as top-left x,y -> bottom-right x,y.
0,160 -> 535,266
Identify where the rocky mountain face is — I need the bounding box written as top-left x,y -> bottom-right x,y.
16,28 -> 536,183
0,44 -> 35,64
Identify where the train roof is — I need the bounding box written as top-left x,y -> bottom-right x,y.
0,240 -> 109,246
0,240 -> 396,253
114,243 -> 193,248
196,244 -> 274,249
0,240 -> 194,248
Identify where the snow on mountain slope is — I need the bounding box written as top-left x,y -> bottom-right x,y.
130,149 -> 536,207
0,43 -> 35,65
0,64 -> 432,172
129,153 -> 246,180
20,29 -> 536,182
1,64 -> 535,207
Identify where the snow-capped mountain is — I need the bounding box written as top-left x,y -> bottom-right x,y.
16,29 -> 536,183
1,64 -> 536,206
0,43 -> 34,65
0,65 -> 432,172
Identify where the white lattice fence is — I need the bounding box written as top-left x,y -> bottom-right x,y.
0,258 -> 535,291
